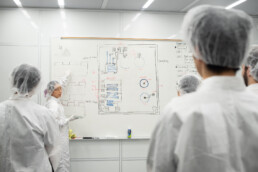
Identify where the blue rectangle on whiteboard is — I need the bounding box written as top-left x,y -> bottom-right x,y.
107,84 -> 118,91
107,92 -> 119,99
107,100 -> 114,106
107,64 -> 117,72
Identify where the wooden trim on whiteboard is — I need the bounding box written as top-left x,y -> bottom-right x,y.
61,37 -> 182,42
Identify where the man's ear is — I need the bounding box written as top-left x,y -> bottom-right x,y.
177,91 -> 181,97
193,56 -> 203,65
247,66 -> 252,77
193,56 -> 204,76
241,65 -> 246,77
241,65 -> 245,71
192,47 -> 204,66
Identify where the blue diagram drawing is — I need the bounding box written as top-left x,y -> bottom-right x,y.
98,44 -> 159,115
106,92 -> 119,99
106,84 -> 119,91
106,51 -> 118,73
107,100 -> 114,106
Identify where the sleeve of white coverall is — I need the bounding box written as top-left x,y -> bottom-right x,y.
46,100 -> 69,127
147,108 -> 183,172
42,109 -> 60,171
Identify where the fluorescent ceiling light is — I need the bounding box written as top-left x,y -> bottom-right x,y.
132,13 -> 142,22
123,24 -> 131,31
13,0 -> 22,7
30,21 -> 38,30
58,0 -> 65,8
225,0 -> 246,9
21,9 -> 31,19
142,0 -> 154,9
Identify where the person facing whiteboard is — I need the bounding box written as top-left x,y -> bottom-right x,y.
242,46 -> 258,95
176,74 -> 201,96
44,71 -> 82,172
0,64 -> 58,172
147,5 -> 258,172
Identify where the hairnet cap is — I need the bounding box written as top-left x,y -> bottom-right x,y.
182,5 -> 253,68
45,80 -> 60,97
177,74 -> 201,95
11,64 -> 41,96
245,46 -> 258,81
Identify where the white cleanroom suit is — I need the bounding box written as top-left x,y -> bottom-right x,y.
247,83 -> 258,95
147,76 -> 258,172
0,95 -> 59,172
45,73 -> 80,172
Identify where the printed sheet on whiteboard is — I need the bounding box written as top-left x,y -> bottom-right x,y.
98,44 -> 159,115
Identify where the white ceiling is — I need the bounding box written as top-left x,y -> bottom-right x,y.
0,0 -> 258,16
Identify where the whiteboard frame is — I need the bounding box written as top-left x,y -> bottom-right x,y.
61,37 -> 182,42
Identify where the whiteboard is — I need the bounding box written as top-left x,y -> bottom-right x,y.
51,37 -> 197,138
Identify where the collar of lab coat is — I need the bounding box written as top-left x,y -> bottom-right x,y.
247,83 -> 258,90
247,83 -> 258,92
49,96 -> 61,103
9,94 -> 31,100
198,76 -> 246,92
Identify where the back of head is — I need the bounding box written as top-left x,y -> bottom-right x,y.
245,46 -> 258,81
177,74 -> 201,95
182,5 -> 253,69
11,64 -> 41,96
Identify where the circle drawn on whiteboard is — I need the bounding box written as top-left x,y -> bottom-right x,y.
140,92 -> 150,104
100,105 -> 106,112
140,79 -> 149,88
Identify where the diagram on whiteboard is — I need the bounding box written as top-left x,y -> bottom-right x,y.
51,42 -> 97,118
98,44 -> 159,115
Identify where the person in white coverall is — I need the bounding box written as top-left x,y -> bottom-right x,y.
177,74 -> 201,96
147,5 -> 258,172
242,46 -> 258,95
0,64 -> 59,172
45,71 -> 82,172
